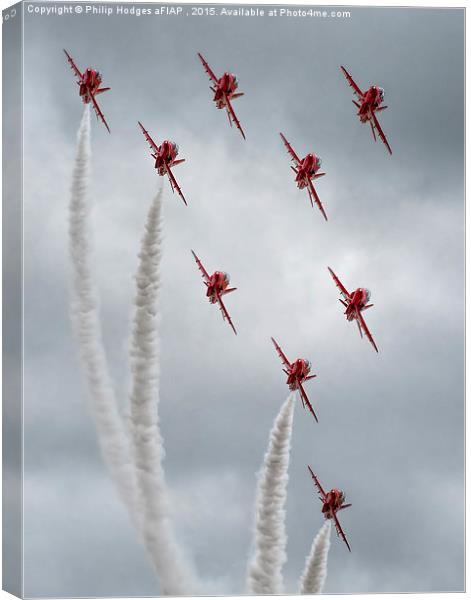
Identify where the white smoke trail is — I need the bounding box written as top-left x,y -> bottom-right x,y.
68,105 -> 140,528
129,187 -> 197,595
247,393 -> 296,594
299,520 -> 332,594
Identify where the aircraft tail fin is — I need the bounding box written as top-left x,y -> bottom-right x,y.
356,317 -> 363,338
298,390 -> 305,408
370,120 -> 377,141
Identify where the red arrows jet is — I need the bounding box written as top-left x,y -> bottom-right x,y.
328,267 -> 378,353
341,66 -> 392,155
279,133 -> 328,221
138,122 -> 187,206
198,53 -> 246,140
63,49 -> 111,133
308,466 -> 352,552
191,251 -> 237,335
271,337 -> 318,422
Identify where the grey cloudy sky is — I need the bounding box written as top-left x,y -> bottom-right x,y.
17,3 -> 464,597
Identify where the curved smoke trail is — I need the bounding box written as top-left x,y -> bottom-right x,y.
247,393 -> 296,594
68,105 -> 140,528
299,520 -> 332,594
129,187 -> 197,594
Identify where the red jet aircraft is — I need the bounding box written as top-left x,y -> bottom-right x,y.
191,251 -> 237,335
279,133 -> 328,221
328,267 -> 378,353
271,337 -> 318,422
138,122 -> 187,206
198,53 -> 246,140
63,49 -> 111,133
308,466 -> 352,552
341,66 -> 392,155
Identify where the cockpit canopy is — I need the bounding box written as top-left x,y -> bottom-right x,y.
363,288 -> 371,303
317,157 -> 322,168
304,359 -> 311,372
378,87 -> 384,102
223,272 -> 230,285
171,142 -> 179,156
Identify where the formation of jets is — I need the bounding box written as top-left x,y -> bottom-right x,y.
64,49 -> 393,553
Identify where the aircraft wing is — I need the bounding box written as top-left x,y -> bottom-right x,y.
340,66 -> 363,100
357,309 -> 379,353
307,465 -> 326,501
138,121 -> 159,154
297,381 -> 319,423
279,133 -> 302,165
63,49 -> 82,81
327,267 -> 351,301
270,337 -> 291,369
197,52 -> 218,83
332,511 -> 352,552
191,250 -> 211,284
371,111 -> 392,155
216,291 -> 237,335
307,178 -> 328,221
90,93 -> 111,133
224,95 -> 246,139
166,164 -> 187,206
